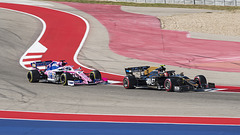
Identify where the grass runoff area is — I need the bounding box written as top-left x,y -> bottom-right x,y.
47,0 -> 240,10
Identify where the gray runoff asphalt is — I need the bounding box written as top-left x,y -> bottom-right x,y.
0,1 -> 240,117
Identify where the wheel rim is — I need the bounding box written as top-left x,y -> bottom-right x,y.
165,79 -> 171,91
165,81 -> 170,89
123,78 -> 129,88
60,74 -> 66,85
90,73 -> 94,81
157,83 -> 161,90
194,77 -> 202,88
27,71 -> 32,82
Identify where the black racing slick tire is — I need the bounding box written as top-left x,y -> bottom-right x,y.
194,75 -> 207,89
164,78 -> 178,92
27,70 -> 40,83
123,76 -> 136,89
90,70 -> 102,81
60,72 -> 73,86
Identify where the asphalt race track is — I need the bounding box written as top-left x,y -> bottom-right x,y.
0,0 -> 240,134
0,0 -> 240,129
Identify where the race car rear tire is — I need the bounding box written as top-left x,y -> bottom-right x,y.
60,72 -> 73,86
90,70 -> 102,81
194,75 -> 207,89
27,70 -> 40,83
164,78 -> 178,92
123,76 -> 136,89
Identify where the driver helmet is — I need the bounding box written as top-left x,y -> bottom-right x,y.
164,72 -> 169,77
62,61 -> 67,66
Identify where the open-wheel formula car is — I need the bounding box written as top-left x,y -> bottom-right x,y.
123,65 -> 215,92
27,60 -> 106,86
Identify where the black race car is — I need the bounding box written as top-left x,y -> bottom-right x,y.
123,65 -> 215,92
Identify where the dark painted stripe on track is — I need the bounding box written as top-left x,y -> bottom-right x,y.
0,111 -> 239,134
0,119 -> 239,135
0,111 -> 240,125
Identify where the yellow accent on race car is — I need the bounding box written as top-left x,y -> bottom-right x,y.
90,71 -> 96,80
61,73 -> 67,85
144,67 -> 158,76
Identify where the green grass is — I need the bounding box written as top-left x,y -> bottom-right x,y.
46,0 -> 240,10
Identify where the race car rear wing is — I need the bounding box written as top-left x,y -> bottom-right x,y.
125,66 -> 150,75
31,60 -> 52,68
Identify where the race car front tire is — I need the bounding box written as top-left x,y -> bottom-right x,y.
123,76 -> 136,89
194,75 -> 207,89
90,70 -> 102,81
27,70 -> 40,83
60,72 -> 73,86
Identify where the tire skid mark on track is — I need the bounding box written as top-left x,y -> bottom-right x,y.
0,80 -> 36,103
